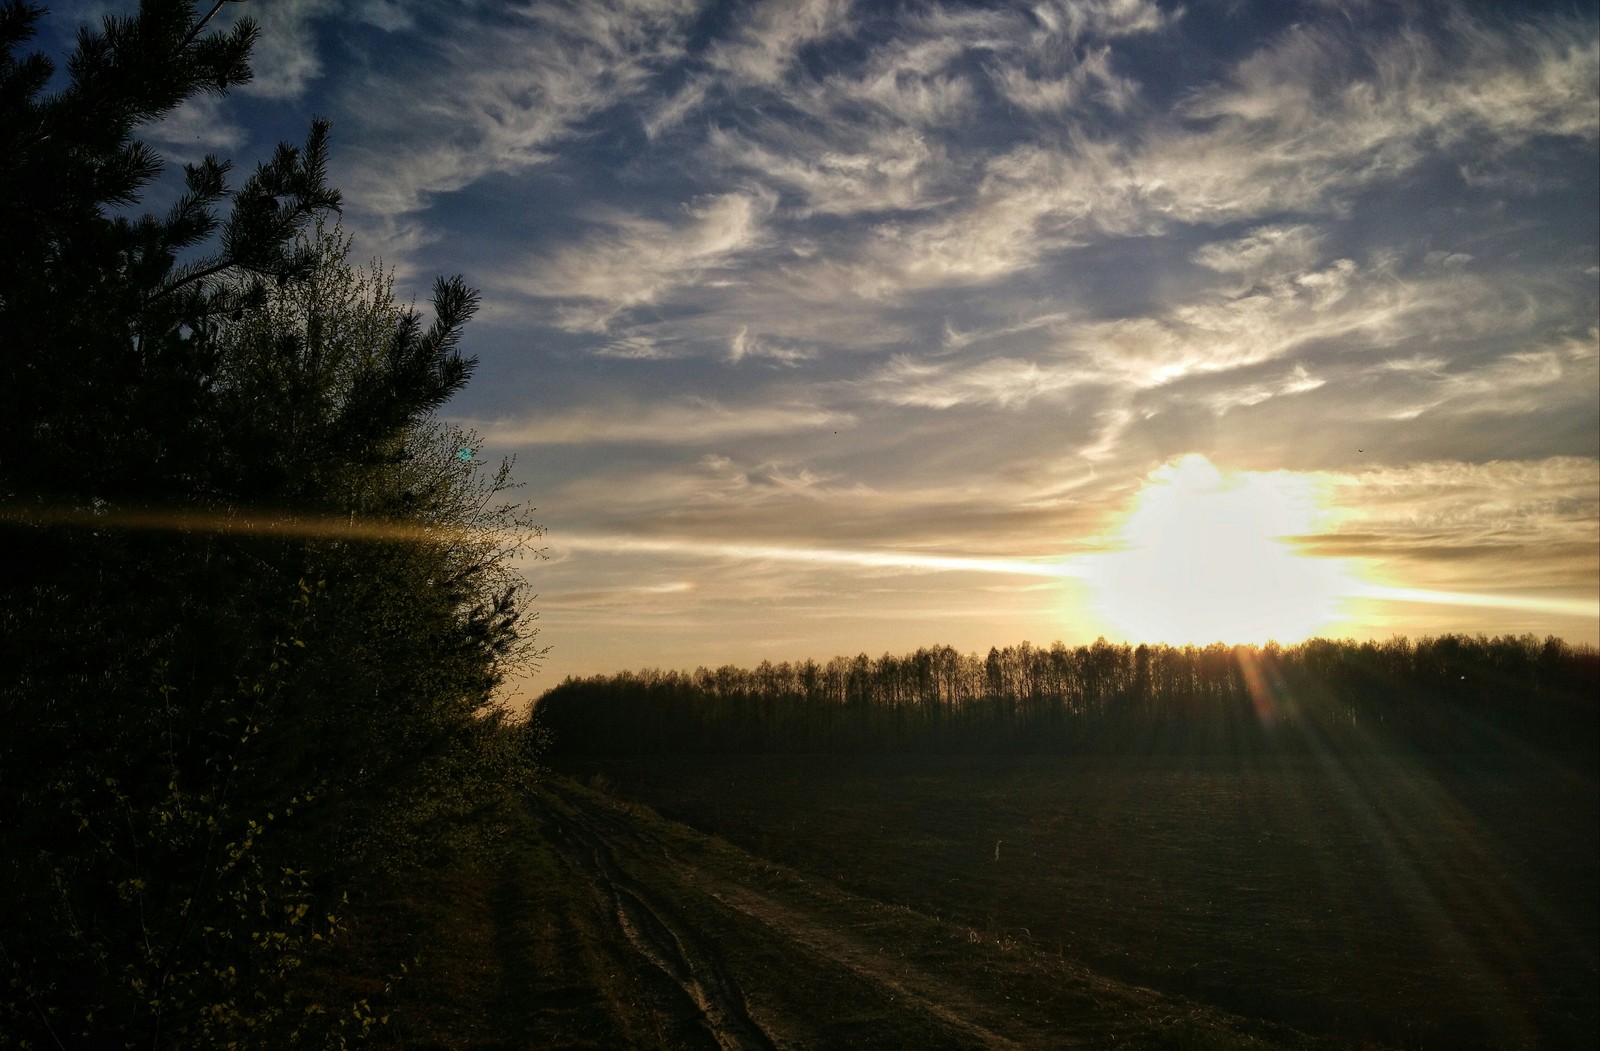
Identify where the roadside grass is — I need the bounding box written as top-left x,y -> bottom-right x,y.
280,788 -> 625,1050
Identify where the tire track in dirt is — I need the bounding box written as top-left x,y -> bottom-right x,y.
538,779 -> 1028,1050
536,782 -> 776,1050
686,874 -> 1027,1051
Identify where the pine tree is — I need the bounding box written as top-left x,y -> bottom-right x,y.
0,4 -> 540,1044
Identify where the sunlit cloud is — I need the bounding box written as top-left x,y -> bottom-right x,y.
507,190 -> 775,333
1192,225 -> 1327,284
864,354 -> 1096,409
705,125 -> 942,217
991,46 -> 1139,116
728,326 -> 816,365
1364,330 -> 1600,422
1202,364 -> 1326,415
468,398 -> 852,446
832,13 -> 1599,287
706,0 -> 853,87
1346,583 -> 1598,620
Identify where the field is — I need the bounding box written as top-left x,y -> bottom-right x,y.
357,773 -> 1332,1049
544,751 -> 1598,1050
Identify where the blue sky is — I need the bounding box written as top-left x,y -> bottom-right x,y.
46,1 -> 1600,695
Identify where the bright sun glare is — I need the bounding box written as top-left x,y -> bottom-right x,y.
1082,454 -> 1352,646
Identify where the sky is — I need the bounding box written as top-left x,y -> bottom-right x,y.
43,0 -> 1600,697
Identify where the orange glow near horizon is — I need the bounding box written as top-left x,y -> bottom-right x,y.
1079,454 -> 1356,646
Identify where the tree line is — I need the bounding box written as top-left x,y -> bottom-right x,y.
535,635 -> 1600,760
2,3 -> 538,1045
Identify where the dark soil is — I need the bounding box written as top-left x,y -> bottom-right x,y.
558,752 -> 1599,1050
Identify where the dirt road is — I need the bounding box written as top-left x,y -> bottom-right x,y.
503,776 -> 1326,1050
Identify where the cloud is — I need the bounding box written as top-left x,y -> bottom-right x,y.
146,94 -> 244,163
843,228 -> 1590,485
351,0 -> 414,33
1192,225 -> 1326,281
1025,0 -> 1176,41
706,0 -> 853,86
1305,456 -> 1600,589
469,398 -> 851,446
593,335 -> 676,360
728,326 -> 815,365
234,0 -> 336,100
336,0 -> 699,256
1203,364 -> 1326,415
865,354 -> 1096,410
981,0 -> 1174,116
861,248 -> 1397,420
1082,257 -> 1377,387
991,45 -> 1141,115
510,190 -> 776,332
1360,328 -> 1600,422
822,11 -> 1598,299
639,0 -> 855,136
538,443 -> 1111,562
942,311 -> 1074,351
706,124 -> 942,216
642,74 -> 712,139
810,34 -> 979,128
1169,14 -> 1599,200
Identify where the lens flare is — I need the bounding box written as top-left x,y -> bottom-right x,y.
0,504 -> 475,544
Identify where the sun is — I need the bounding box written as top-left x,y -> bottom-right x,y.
1081,455 -> 1352,646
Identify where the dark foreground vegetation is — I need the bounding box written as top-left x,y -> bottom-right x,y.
537,634 -> 1600,762
2,4 -> 538,1045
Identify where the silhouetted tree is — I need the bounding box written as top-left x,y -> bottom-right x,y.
535,636 -> 1598,762
0,4 -> 539,1044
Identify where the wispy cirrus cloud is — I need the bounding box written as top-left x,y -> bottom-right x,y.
642,0 -> 853,136
469,397 -> 851,446
234,0 -> 335,100
503,190 -> 776,333
1307,457 -> 1600,591
797,13 -> 1598,303
540,446 -> 1109,558
859,239 -> 1397,415
334,0 -> 699,264
1357,328 -> 1600,423
983,0 -> 1175,115
864,354 -> 1098,410
146,94 -> 244,163
854,222 -> 1592,479
706,0 -> 853,86
705,124 -> 944,217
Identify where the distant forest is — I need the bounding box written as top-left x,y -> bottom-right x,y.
536,635 -> 1599,760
